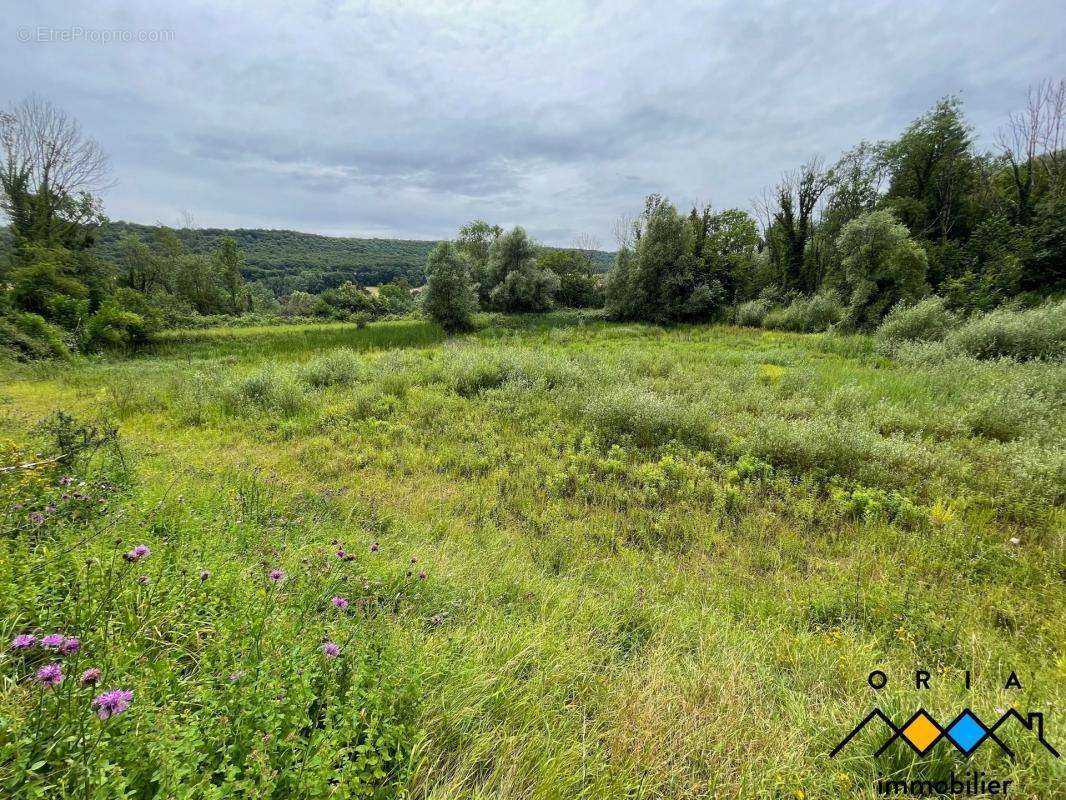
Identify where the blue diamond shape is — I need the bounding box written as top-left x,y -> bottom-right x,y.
945,711 -> 988,755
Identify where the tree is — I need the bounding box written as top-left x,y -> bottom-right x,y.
605,195 -> 724,323
537,249 -> 599,308
216,237 -> 245,313
0,96 -> 110,254
423,241 -> 477,332
836,210 -> 928,328
996,79 -> 1066,225
758,158 -> 832,292
489,263 -> 560,312
455,220 -> 502,304
883,97 -> 975,241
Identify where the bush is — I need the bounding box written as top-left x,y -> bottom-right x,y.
423,242 -> 478,333
944,300 -> 1066,361
224,368 -> 307,415
876,296 -> 959,349
762,292 -> 843,333
585,384 -> 709,448
83,304 -> 155,353
735,299 -> 771,327
0,310 -> 69,360
298,348 -> 364,387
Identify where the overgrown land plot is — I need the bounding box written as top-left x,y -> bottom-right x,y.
1,316 -> 1063,799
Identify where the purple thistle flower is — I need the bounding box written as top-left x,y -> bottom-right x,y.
136,575 -> 150,585
59,475 -> 74,486
336,549 -> 346,559
369,542 -> 379,552
418,570 -> 427,580
123,545 -> 151,563
322,641 -> 340,658
10,634 -> 37,650
36,663 -> 64,688
268,568 -> 285,583
29,512 -> 45,524
45,503 -> 57,513
330,596 -> 349,610
92,689 -> 133,720
40,633 -> 65,650
60,637 -> 80,655
228,670 -> 245,682
199,570 -> 210,581
80,668 -> 102,686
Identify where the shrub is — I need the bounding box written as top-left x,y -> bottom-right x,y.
762,292 -> 843,333
224,368 -> 307,415
735,299 -> 771,327
0,310 -> 69,360
944,300 -> 1066,361
585,384 -> 708,448
83,303 -> 157,352
298,348 -> 363,387
876,296 -> 959,349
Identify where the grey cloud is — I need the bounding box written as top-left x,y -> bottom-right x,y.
5,0 -> 1066,246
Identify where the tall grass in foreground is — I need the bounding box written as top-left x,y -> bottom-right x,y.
1,316 -> 1063,798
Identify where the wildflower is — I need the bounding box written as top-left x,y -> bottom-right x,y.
268,569 -> 285,583
331,596 -> 349,610
59,476 -> 74,486
336,549 -> 346,559
80,668 -> 102,686
10,634 -> 37,650
228,670 -> 245,682
136,575 -> 150,585
199,570 -> 210,581
29,512 -> 44,524
370,542 -> 379,552
1009,537 -> 1021,545
418,570 -> 427,580
36,663 -> 64,688
322,641 -> 340,658
60,637 -> 81,655
45,503 -> 57,513
92,689 -> 133,720
124,544 -> 150,563
40,633 -> 65,650
410,556 -> 418,564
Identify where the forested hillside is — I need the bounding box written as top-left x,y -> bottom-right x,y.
87,222 -> 613,295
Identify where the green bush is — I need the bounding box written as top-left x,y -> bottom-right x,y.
298,347 -> 364,387
735,299 -> 771,327
876,296 -> 959,348
944,300 -> 1066,361
0,310 -> 69,360
585,384 -> 709,448
225,367 -> 307,415
83,304 -> 154,353
762,292 -> 843,333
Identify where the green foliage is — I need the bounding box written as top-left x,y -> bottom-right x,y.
761,291 -> 844,333
734,298 -> 771,327
605,196 -> 727,323
423,242 -> 478,333
875,296 -> 959,348
836,210 -> 928,328
0,309 -> 69,360
944,300 -> 1066,361
83,299 -> 159,353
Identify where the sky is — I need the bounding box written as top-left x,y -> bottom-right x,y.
5,1 -> 1066,247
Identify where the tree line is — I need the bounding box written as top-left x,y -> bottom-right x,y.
424,85 -> 1064,335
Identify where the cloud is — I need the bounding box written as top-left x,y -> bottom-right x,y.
5,0 -> 1066,245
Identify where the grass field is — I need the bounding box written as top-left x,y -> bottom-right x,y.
1,315 -> 1063,798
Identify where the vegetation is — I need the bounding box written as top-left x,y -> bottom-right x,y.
2,315 -> 1063,798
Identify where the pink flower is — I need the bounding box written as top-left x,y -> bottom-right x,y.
322,641 -> 340,658
80,668 -> 102,686
36,663 -> 64,688
60,637 -> 80,655
331,596 -> 349,610
268,569 -> 285,583
40,633 -> 65,650
92,689 -> 133,720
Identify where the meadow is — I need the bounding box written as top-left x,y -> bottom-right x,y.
1,315 -> 1063,799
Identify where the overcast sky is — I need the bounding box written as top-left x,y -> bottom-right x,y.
6,1 -> 1066,247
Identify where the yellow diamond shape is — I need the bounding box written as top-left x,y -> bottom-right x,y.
902,712 -> 941,753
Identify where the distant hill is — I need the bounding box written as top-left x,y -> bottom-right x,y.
86,222 -> 615,295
